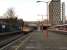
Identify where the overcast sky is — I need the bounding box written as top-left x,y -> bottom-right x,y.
0,0 -> 66,21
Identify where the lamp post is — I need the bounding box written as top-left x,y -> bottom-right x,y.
38,15 -> 44,32
36,1 -> 49,32
36,1 -> 49,41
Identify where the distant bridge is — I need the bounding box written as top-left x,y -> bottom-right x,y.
28,24 -> 38,27
27,23 -> 51,30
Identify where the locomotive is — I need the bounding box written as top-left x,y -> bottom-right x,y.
0,18 -> 24,35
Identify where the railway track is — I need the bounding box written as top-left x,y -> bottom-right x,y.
0,32 -> 32,50
0,33 -> 23,48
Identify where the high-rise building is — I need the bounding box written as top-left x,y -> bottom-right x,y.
49,0 -> 61,25
62,2 -> 65,24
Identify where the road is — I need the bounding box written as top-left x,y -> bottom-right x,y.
23,31 -> 67,50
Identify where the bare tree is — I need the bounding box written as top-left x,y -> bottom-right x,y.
4,8 -> 16,18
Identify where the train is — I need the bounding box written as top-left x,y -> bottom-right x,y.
21,26 -> 34,34
0,19 -> 35,35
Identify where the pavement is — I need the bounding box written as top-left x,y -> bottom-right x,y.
23,31 -> 67,50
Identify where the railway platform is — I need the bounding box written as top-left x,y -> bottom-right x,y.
23,31 -> 67,50
22,31 -> 47,50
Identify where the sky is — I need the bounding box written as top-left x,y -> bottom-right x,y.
0,0 -> 66,21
